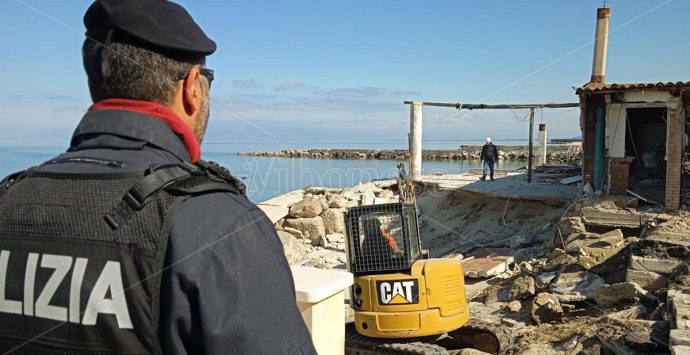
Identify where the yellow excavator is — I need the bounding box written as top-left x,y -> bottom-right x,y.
344,164 -> 511,354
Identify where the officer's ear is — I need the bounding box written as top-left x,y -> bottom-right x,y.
182,66 -> 202,115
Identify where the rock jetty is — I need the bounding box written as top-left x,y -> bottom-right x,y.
240,144 -> 582,165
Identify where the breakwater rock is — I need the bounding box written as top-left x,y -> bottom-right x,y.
240,145 -> 582,165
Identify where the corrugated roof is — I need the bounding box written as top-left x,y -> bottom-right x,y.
576,81 -> 690,94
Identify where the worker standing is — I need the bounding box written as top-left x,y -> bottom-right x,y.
480,137 -> 499,182
0,1 -> 316,354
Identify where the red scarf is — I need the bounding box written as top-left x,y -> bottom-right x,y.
89,98 -> 201,162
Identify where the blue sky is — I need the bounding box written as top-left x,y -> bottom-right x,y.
1,0 -> 688,148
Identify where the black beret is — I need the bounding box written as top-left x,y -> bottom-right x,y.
84,0 -> 216,58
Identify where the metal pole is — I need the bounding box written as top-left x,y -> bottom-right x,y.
409,102 -> 423,181
527,108 -> 535,183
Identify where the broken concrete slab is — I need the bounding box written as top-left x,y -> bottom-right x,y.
626,269 -> 667,292
593,282 -> 659,308
670,329 -> 690,346
550,271 -> 606,302
672,345 -> 690,355
630,255 -> 683,274
531,292 -> 563,325
669,288 -> 690,330
498,275 -> 535,302
461,258 -> 508,278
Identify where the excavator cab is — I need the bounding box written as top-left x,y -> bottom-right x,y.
345,202 -> 470,338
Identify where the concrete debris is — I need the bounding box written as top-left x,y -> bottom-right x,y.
321,208 -> 346,234
626,269 -> 667,291
283,217 -> 325,246
531,292 -> 563,325
630,255 -> 683,274
507,300 -> 522,313
501,318 -> 520,328
498,275 -> 535,302
327,194 -> 349,208
462,258 -> 509,278
549,271 -> 605,302
670,329 -> 690,346
535,271 -> 557,289
277,231 -> 308,264
593,282 -> 659,308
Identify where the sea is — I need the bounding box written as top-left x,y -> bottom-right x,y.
0,143 -> 526,203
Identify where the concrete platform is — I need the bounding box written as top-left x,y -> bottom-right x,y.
419,172 -> 578,205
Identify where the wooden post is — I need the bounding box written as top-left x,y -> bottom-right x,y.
538,123 -> 548,165
409,102 -> 423,181
527,108 -> 535,183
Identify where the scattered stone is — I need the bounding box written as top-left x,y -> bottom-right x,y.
501,318 -> 520,328
531,292 -> 563,325
507,300 -> 522,312
327,194 -> 349,208
551,248 -> 566,258
543,254 -> 579,272
288,197 -> 324,218
283,217 -> 326,245
498,276 -> 535,302
378,190 -> 395,199
321,208 -> 346,234
282,226 -> 306,240
276,231 -> 308,264
319,233 -> 345,247
535,272 -> 557,289
593,282 -> 659,308
549,271 -> 605,302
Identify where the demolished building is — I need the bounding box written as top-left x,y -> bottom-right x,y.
576,7 -> 690,210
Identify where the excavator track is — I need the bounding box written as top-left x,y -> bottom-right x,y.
444,319 -> 514,354
346,325 -> 449,355
345,321 -> 513,355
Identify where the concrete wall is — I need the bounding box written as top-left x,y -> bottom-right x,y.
623,91 -> 671,103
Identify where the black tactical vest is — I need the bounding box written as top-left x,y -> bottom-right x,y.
0,161 -> 245,354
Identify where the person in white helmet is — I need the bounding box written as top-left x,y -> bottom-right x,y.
479,137 -> 499,181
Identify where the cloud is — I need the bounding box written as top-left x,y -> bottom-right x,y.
232,79 -> 263,89
276,80 -> 305,91
43,94 -> 79,101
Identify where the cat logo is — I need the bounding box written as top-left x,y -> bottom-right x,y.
377,280 -> 419,305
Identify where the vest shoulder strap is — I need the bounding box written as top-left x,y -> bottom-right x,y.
105,160 -> 246,230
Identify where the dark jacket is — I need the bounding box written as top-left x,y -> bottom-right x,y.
480,143 -> 499,163
13,106 -> 317,355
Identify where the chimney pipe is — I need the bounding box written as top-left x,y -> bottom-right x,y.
590,7 -> 610,84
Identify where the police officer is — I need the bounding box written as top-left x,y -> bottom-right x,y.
0,1 -> 316,354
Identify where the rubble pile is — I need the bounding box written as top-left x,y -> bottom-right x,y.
269,182 -> 399,269
461,200 -> 690,354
